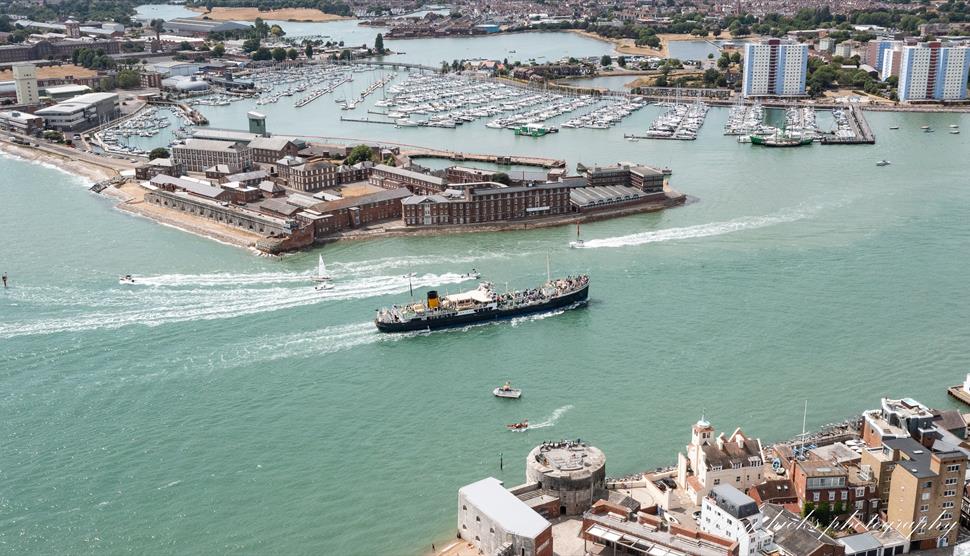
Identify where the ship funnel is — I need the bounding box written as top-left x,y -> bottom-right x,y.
427,290 -> 439,310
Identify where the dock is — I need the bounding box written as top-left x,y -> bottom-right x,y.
400,147 -> 566,168
820,105 -> 875,144
947,385 -> 970,406
339,116 -> 398,125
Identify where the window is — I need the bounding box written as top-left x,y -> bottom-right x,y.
813,492 -> 820,502
922,481 -> 933,489
856,487 -> 865,498
713,479 -> 720,485
920,505 -> 929,512
944,490 -> 957,497
841,491 -> 848,501
945,478 -> 958,486
922,493 -> 931,501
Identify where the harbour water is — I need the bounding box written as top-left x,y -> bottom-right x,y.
3,9 -> 970,555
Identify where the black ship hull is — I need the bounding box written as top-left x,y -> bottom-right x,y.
375,284 -> 589,333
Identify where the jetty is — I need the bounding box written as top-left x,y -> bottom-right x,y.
947,375 -> 970,406
820,105 -> 875,144
399,147 -> 565,168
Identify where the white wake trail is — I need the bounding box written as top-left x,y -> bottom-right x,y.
578,210 -> 812,249
529,405 -> 574,429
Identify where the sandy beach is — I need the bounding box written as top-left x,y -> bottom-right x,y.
572,30 -> 731,58
188,7 -> 348,22
0,138 -> 117,184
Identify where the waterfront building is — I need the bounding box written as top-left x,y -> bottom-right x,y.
301,188 -> 411,237
370,164 -> 447,194
161,76 -> 209,93
742,38 -> 808,97
524,440 -> 606,516
676,418 -> 765,505
134,158 -> 181,181
337,161 -> 373,185
861,397 -> 935,448
761,503 -> 845,556
883,437 -> 966,550
172,139 -> 252,174
0,110 -> 43,135
700,484 -> 768,556
897,42 -> 970,103
581,500 -> 738,556
12,63 -> 38,106
162,18 -> 250,37
880,45 -> 904,81
222,170 -> 270,188
248,136 -> 302,164
276,156 -> 339,192
457,477 -> 553,556
446,165 -> 502,184
582,163 -> 666,195
43,84 -> 92,101
248,111 -> 267,136
148,61 -> 201,77
746,479 -> 797,506
34,92 -> 119,132
401,182 -> 572,227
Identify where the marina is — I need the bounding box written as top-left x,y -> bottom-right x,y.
634,100 -> 710,141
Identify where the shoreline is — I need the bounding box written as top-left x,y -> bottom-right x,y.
187,6 -> 349,22
570,30 -> 726,59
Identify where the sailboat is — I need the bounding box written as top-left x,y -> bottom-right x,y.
312,255 -> 332,282
569,222 -> 584,248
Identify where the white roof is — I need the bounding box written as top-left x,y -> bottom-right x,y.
459,478 -> 549,538
445,288 -> 492,304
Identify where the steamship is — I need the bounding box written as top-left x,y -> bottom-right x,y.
374,275 -> 590,333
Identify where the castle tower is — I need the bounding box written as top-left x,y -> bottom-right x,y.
12,63 -> 38,106
691,415 -> 714,447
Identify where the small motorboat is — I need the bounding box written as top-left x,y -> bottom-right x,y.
950,124 -> 959,128
921,125 -> 930,129
924,127 -> 935,133
462,269 -> 481,279
950,129 -> 960,134
506,420 -> 529,431
314,282 -> 334,291
119,274 -> 136,285
876,160 -> 891,167
889,125 -> 900,130
493,382 -> 521,399
312,255 -> 332,282
402,272 -> 417,278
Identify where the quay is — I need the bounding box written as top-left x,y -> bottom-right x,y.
339,116 -> 398,125
947,374 -> 970,405
819,105 -> 875,144
399,147 -> 566,168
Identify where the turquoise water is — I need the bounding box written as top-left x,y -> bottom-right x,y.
4,11 -> 970,554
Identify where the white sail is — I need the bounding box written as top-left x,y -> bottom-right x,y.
312,255 -> 332,282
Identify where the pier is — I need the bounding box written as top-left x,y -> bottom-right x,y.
820,105 -> 875,144
400,147 -> 565,168
339,116 -> 398,125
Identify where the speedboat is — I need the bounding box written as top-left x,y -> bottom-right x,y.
462,269 -> 481,279
950,124 -> 959,128
889,125 -> 899,130
493,382 -> 522,399
876,160 -> 891,167
314,282 -> 334,291
950,129 -> 960,134
569,222 -> 584,248
402,272 -> 417,278
312,255 -> 332,282
119,274 -> 136,285
506,420 -> 529,431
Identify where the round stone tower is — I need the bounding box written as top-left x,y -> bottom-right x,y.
526,440 -> 606,516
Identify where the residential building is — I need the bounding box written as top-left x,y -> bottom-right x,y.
883,437 -> 967,550
791,459 -> 850,511
676,418 -> 765,505
276,156 -> 339,192
862,397 -> 935,449
747,479 -> 798,506
0,39 -> 120,64
898,42 -> 970,102
742,38 -> 808,97
582,163 -> 666,194
446,165 -> 502,184
867,40 -> 895,72
700,484 -> 768,556
300,188 -> 411,237
401,182 -> 572,226
761,503 -> 845,556
172,138 -> 252,173
457,477 -> 553,556
370,163 -> 447,194
248,136 -> 302,164
12,63 -> 38,106
34,92 -> 119,132
0,110 -> 43,135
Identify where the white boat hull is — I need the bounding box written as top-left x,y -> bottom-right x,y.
493,388 -> 522,399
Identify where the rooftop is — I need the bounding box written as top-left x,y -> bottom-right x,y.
373,163 -> 446,186
529,440 -> 605,478
459,477 -> 549,538
708,484 -> 759,519
177,138 -> 248,153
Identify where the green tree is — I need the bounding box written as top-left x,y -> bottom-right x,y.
305,43 -> 313,58
252,47 -> 271,61
730,51 -> 742,64
150,18 -> 165,41
212,43 -> 225,57
270,24 -> 285,37
287,48 -> 298,60
178,41 -> 193,51
375,32 -> 385,54
617,56 -> 627,67
271,47 -> 286,62
254,17 -> 269,38
703,68 -> 720,85
600,54 -> 612,66
149,147 -> 170,160
345,144 -> 374,165
242,36 -> 261,53
116,69 -> 140,88
655,74 -> 668,87
717,55 -> 730,69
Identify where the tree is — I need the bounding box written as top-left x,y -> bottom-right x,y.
252,47 -> 271,61
271,47 -> 286,62
345,145 -> 374,165
617,56 -> 627,67
730,51 -> 742,64
493,172 -> 511,185
212,43 -> 225,57
375,33 -> 385,54
717,54 -> 730,69
242,36 -> 261,53
655,74 -> 668,87
149,147 -> 170,160
116,69 -> 140,88
287,48 -> 298,60
149,18 -> 165,41
270,24 -> 285,37
178,41 -> 193,51
600,54 -> 612,67
305,43 -> 313,58
254,17 -> 269,38
703,68 -> 720,85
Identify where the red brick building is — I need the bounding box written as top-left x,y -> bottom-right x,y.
401,183 -> 572,226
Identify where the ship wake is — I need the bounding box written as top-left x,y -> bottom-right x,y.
529,405 -> 574,429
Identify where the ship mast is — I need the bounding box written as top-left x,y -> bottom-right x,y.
546,255 -> 551,283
